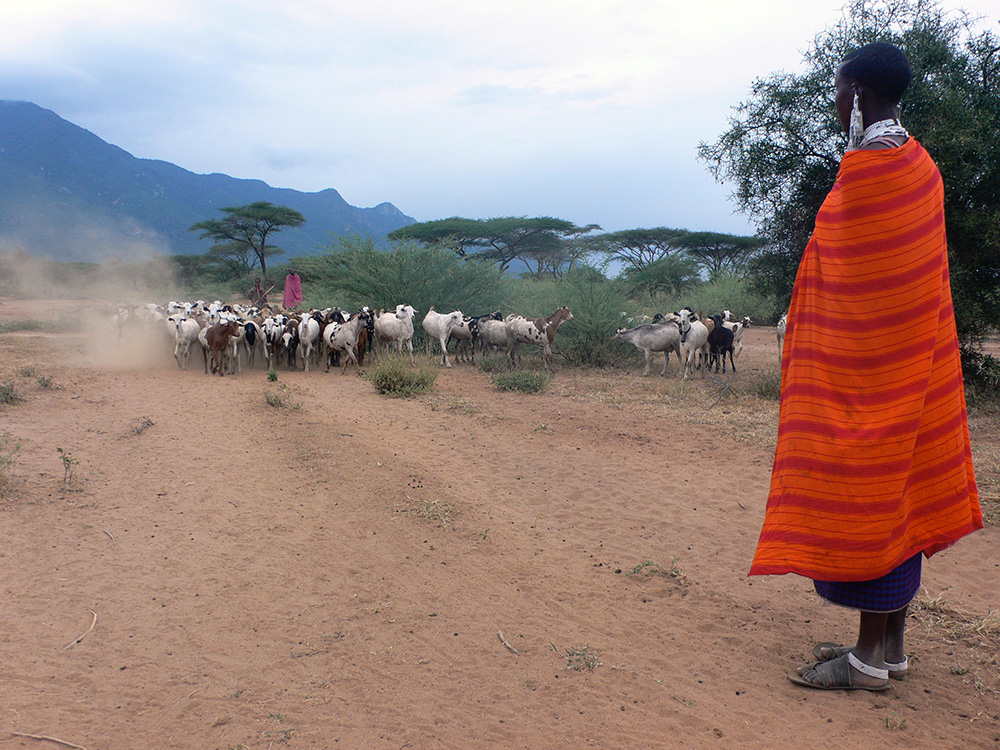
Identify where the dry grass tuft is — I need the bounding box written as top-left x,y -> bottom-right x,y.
626,557 -> 687,584
410,499 -> 457,528
0,433 -> 21,500
558,644 -> 601,671
910,591 -> 1000,695
427,395 -> 482,414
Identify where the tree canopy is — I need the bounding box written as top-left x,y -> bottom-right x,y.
387,216 -> 598,275
592,228 -> 685,270
699,0 -> 1000,338
673,231 -> 766,279
190,201 -> 306,278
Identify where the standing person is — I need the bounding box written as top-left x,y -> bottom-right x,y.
283,268 -> 302,311
249,277 -> 268,307
749,42 -> 981,691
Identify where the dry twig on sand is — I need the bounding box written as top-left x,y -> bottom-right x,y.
10,732 -> 89,750
497,630 -> 520,654
63,610 -> 97,651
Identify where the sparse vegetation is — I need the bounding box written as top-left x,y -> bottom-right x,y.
476,353 -> 513,373
264,384 -> 301,410
557,643 -> 600,671
428,395 -> 481,414
910,591 -> 1000,695
0,381 -> 25,405
56,447 -> 78,488
267,367 -> 278,382
491,370 -> 551,394
0,320 -> 47,333
36,374 -> 54,389
131,417 -> 155,435
750,371 -> 782,400
0,318 -> 82,334
369,356 -> 437,398
16,366 -> 36,378
626,557 -> 687,584
0,434 -> 21,499
411,500 -> 457,528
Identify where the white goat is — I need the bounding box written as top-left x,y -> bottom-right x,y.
373,304 -> 417,364
422,307 -> 464,368
297,311 -> 324,372
677,309 -> 709,380
723,316 -> 752,359
323,311 -> 371,373
613,322 -> 683,376
168,314 -> 202,370
776,314 -> 788,363
478,319 -> 508,352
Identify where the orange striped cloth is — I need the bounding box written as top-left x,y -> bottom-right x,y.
750,139 -> 982,582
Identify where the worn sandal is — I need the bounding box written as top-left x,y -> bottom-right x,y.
813,642 -> 908,679
789,652 -> 890,691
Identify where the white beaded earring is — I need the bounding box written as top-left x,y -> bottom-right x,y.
847,89 -> 864,151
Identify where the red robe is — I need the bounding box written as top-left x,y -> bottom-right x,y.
750,139 -> 981,581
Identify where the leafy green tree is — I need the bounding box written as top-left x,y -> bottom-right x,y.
674,231 -> 766,279
388,216 -> 593,273
619,254 -> 701,299
592,228 -> 685,270
297,237 -> 505,326
699,0 -> 1000,342
551,268 -> 636,367
190,201 -> 306,277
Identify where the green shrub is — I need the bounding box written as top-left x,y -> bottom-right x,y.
369,355 -> 438,397
491,370 -> 551,393
644,274 -> 774,324
0,320 -> 46,333
555,268 -> 637,367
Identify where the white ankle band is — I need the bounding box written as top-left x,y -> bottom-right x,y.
848,652 -> 889,680
885,656 -> 908,672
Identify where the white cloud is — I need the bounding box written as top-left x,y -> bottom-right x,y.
2,0 -> 997,235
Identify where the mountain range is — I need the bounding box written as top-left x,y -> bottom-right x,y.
0,100 -> 415,262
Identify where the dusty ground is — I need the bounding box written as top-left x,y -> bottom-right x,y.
0,298 -> 998,750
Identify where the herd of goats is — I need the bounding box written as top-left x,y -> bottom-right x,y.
113,300 -> 771,379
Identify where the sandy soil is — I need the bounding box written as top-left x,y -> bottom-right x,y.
0,298 -> 998,750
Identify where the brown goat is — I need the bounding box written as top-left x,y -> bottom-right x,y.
206,320 -> 241,377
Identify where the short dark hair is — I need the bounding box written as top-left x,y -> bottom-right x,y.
840,42 -> 911,102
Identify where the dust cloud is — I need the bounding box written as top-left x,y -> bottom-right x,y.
0,245 -> 189,371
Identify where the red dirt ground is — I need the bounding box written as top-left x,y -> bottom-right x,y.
1,298 -> 998,750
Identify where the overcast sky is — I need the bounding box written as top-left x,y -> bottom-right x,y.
2,0 -> 997,237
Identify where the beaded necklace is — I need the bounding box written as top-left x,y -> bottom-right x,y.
857,118 -> 909,150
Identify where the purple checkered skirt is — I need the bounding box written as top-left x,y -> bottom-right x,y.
814,553 -> 922,613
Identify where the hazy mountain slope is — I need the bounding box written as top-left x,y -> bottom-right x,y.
0,101 -> 414,261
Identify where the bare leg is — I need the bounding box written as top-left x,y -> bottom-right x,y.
884,606 -> 907,664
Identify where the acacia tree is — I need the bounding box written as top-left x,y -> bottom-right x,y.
388,216 -> 595,273
592,228 -> 686,270
674,231 -> 766,279
699,0 -> 1000,339
619,254 -> 702,299
190,201 -> 306,277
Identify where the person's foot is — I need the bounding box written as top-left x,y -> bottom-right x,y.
790,653 -> 890,691
812,642 -> 908,679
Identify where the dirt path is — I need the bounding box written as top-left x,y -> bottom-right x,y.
1,299 -> 997,749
